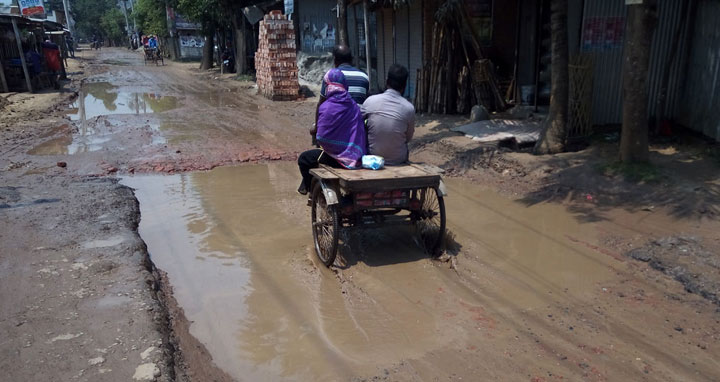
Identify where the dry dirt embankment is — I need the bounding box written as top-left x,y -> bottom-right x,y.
0,50 -> 218,382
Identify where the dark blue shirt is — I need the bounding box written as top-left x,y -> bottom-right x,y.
321,63 -> 370,104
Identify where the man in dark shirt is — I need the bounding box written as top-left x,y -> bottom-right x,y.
320,45 -> 369,104
310,45 -> 370,147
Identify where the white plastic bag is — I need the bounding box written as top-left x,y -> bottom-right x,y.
362,155 -> 385,170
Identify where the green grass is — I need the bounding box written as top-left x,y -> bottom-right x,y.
599,161 -> 663,183
235,74 -> 255,82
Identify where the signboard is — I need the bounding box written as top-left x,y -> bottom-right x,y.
19,0 -> 44,16
581,17 -> 625,51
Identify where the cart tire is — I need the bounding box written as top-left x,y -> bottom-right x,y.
311,183 -> 339,267
417,187 -> 446,257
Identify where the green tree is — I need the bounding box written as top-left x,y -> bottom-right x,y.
176,0 -> 229,69
135,0 -> 168,37
71,0 -> 112,38
100,7 -> 127,45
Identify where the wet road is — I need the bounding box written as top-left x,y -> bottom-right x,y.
27,49 -> 310,174
123,164 -> 720,381
38,48 -> 719,381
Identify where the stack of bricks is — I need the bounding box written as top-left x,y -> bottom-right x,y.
255,10 -> 299,101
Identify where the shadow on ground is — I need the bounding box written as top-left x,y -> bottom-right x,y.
334,226 -> 461,269
516,143 -> 720,221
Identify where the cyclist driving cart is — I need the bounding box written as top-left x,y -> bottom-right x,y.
143,35 -> 160,61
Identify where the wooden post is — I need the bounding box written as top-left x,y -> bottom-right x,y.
12,18 -> 33,93
363,0 -> 371,90
0,48 -> 9,93
337,0 -> 348,46
58,36 -> 68,80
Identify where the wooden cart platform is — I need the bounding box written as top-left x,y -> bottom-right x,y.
310,163 -> 444,192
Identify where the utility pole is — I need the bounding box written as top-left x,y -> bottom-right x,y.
120,0 -> 131,38
128,0 -> 137,33
61,0 -> 75,36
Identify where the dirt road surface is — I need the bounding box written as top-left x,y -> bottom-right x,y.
2,48 -> 719,381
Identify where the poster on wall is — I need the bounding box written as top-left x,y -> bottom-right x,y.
19,0 -> 44,16
582,17 -> 625,51
180,35 -> 204,48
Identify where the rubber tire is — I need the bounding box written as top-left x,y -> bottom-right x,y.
419,187 -> 446,257
432,193 -> 447,257
311,183 -> 339,267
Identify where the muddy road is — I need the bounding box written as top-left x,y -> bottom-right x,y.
123,164 -> 720,381
2,48 -> 720,381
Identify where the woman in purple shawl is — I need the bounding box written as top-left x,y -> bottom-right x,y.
297,69 -> 366,194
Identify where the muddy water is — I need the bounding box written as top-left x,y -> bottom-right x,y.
68,82 -> 179,121
29,82 -> 179,156
119,162 -> 720,381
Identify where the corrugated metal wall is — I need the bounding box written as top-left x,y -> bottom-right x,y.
396,6 -> 411,94
375,5 -> 422,99
647,0 -> 690,123
409,4 -> 423,99
581,0 -> 626,125
679,0 -> 720,141
582,0 -> 688,126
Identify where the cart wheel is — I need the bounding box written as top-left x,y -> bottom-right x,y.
311,183 -> 339,267
416,187 -> 446,257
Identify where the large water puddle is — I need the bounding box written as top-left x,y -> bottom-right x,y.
68,82 -> 179,121
121,163 -> 628,380
28,82 -> 177,155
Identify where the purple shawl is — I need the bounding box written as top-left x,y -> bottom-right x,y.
316,69 -> 367,169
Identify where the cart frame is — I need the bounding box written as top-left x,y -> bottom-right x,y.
308,163 -> 447,266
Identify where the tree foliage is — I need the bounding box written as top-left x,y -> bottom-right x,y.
100,7 -> 127,43
135,0 -> 169,37
177,0 -> 229,33
69,0 -> 132,42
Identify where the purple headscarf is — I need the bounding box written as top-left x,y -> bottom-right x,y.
316,69 -> 367,168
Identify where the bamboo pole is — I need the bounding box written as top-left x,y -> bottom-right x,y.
12,18 -> 32,93
363,0 -> 371,90
0,47 -> 8,92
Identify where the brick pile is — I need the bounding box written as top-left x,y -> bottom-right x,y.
255,10 -> 299,101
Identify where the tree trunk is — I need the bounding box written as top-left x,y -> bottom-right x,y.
233,11 -> 247,74
337,0 -> 348,46
200,30 -> 214,70
534,0 -> 569,155
620,0 -> 658,163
